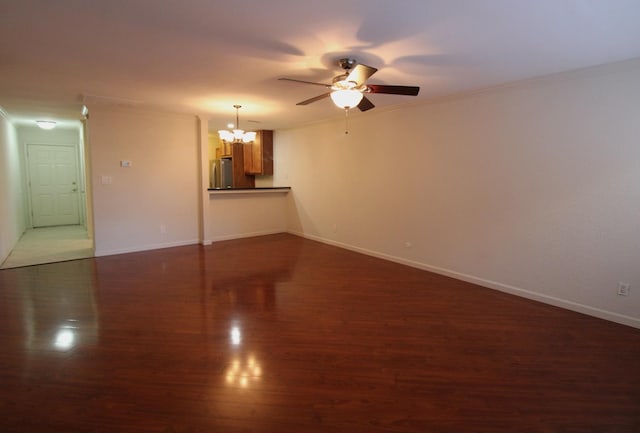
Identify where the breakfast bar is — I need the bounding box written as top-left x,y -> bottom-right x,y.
204,187 -> 291,243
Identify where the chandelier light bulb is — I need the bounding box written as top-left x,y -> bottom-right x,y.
242,131 -> 256,143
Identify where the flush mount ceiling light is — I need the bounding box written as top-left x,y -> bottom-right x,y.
218,105 -> 256,143
36,120 -> 57,130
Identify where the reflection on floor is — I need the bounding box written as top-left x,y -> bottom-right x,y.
0,225 -> 93,269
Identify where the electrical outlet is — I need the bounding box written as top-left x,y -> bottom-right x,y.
617,282 -> 630,296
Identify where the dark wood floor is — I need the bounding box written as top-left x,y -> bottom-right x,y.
0,233 -> 638,433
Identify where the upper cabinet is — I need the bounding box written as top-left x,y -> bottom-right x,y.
243,130 -> 273,175
216,140 -> 233,159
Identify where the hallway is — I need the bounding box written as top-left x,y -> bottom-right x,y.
0,225 -> 93,269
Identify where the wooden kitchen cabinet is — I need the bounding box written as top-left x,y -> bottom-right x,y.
231,142 -> 255,188
243,130 -> 273,175
215,139 -> 233,159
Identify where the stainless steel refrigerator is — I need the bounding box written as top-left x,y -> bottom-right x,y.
212,158 -> 233,188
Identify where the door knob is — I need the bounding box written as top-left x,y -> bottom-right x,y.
72,188 -> 77,192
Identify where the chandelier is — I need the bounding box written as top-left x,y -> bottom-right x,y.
218,105 -> 256,143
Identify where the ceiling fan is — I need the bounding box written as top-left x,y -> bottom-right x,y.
278,58 -> 420,112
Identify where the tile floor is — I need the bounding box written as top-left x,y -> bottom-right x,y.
0,225 -> 93,269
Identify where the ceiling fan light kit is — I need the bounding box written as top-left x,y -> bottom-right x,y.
330,88 -> 363,109
218,105 -> 255,143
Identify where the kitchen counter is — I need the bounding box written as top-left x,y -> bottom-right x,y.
208,187 -> 291,195
204,187 -> 290,243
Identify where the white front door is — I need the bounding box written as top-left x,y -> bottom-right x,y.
28,144 -> 80,227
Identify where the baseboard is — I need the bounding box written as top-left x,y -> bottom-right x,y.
94,239 -> 200,257
289,230 -> 640,329
208,229 -> 287,243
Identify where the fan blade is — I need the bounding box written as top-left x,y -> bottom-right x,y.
366,84 -> 420,96
346,64 -> 378,86
279,78 -> 332,88
296,93 -> 331,105
357,96 -> 375,112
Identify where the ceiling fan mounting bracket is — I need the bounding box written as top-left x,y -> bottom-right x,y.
338,58 -> 357,70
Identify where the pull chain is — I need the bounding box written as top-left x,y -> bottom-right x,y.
344,107 -> 350,135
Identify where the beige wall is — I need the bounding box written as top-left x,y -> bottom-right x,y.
275,59 -> 640,328
88,107 -> 200,256
0,112 -> 25,263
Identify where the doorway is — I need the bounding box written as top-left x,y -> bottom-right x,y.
0,126 -> 94,269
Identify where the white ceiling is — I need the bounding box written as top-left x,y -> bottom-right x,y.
2,0 -> 640,131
